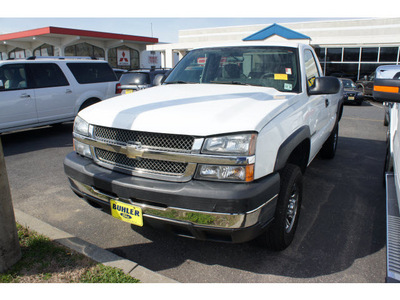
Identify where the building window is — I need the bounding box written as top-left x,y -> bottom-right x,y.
359,63 -> 381,80
361,47 -> 378,62
8,48 -> 26,59
326,48 -> 342,62
33,44 -> 54,57
107,46 -> 140,70
64,42 -> 105,59
314,47 -> 326,63
379,47 -> 399,62
325,63 -> 359,82
343,48 -> 360,62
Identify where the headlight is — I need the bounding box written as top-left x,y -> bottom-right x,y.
73,116 -> 92,158
196,133 -> 257,182
73,115 -> 90,137
202,133 -> 257,156
195,164 -> 254,182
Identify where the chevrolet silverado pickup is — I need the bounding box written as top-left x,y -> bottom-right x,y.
64,42 -> 343,250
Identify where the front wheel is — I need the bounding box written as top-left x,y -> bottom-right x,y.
257,164 -> 303,251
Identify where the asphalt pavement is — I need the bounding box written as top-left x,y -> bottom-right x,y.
1,99 -> 389,283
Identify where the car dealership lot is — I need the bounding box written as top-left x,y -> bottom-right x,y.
2,101 -> 388,283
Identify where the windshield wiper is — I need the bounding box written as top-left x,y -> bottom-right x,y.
165,81 -> 189,84
211,80 -> 250,86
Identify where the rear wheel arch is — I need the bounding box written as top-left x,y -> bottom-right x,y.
78,97 -> 101,112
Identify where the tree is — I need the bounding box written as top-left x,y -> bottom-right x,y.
0,137 -> 21,273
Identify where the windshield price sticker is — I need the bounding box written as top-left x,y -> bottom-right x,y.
110,200 -> 143,227
274,74 -> 288,80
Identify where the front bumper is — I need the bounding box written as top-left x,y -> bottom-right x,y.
64,152 -> 280,243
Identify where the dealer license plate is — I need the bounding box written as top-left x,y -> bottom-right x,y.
110,200 -> 143,227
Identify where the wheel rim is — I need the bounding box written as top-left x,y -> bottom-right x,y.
285,184 -> 299,233
333,129 -> 338,151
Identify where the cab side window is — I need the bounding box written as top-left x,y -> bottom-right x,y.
28,63 -> 69,88
304,50 -> 320,88
0,64 -> 28,91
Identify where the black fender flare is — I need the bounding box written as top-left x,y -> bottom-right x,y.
273,126 -> 311,173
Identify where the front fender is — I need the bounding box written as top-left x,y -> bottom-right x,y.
273,126 -> 311,172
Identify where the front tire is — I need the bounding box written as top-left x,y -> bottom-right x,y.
257,164 -> 303,251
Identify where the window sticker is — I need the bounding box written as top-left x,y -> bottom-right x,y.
197,57 -> 207,65
285,68 -> 292,75
274,74 -> 288,80
308,77 -> 316,87
284,83 -> 293,91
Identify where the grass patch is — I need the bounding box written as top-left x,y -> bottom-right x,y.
0,224 -> 139,283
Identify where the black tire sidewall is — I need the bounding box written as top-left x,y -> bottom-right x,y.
320,124 -> 339,159
266,164 -> 303,250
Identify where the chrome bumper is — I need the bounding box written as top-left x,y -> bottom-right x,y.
70,178 -> 277,230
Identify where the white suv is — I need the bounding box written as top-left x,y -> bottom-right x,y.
0,57 -> 120,134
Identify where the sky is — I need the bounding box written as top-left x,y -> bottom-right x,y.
0,0 -> 394,44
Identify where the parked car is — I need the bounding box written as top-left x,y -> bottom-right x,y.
112,68 -> 128,80
373,65 -> 400,282
375,65 -> 400,126
356,72 -> 375,97
0,57 -> 120,134
339,78 -> 363,105
119,68 -> 170,94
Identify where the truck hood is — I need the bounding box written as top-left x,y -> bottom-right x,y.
79,84 -> 296,136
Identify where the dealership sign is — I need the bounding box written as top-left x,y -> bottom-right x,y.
117,49 -> 130,66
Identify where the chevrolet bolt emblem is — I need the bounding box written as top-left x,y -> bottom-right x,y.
126,141 -> 145,159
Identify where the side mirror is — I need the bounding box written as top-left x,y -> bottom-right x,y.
373,79 -> 400,103
308,76 -> 341,95
0,80 -> 4,91
153,74 -> 166,86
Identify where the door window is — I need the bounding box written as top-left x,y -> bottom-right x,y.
304,50 -> 320,88
28,63 -> 69,88
0,64 -> 28,90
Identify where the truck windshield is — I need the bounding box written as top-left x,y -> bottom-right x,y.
165,46 -> 300,93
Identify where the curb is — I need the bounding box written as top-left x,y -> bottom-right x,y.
14,209 -> 179,283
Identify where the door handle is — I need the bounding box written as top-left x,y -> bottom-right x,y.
66,89 -> 72,94
20,93 -> 31,99
325,99 -> 330,107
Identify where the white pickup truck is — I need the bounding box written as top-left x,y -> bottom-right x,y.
373,65 -> 400,282
64,42 -> 343,250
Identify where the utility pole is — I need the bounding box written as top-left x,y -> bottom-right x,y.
0,137 -> 21,273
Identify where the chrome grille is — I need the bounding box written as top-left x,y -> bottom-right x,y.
95,148 -> 188,175
93,126 -> 194,152
91,126 -> 195,177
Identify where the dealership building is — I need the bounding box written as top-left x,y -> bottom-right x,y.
0,26 -> 159,69
152,17 -> 400,81
1,17 -> 400,81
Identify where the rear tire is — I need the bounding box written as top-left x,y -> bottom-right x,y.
320,124 -> 339,159
257,164 -> 303,251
